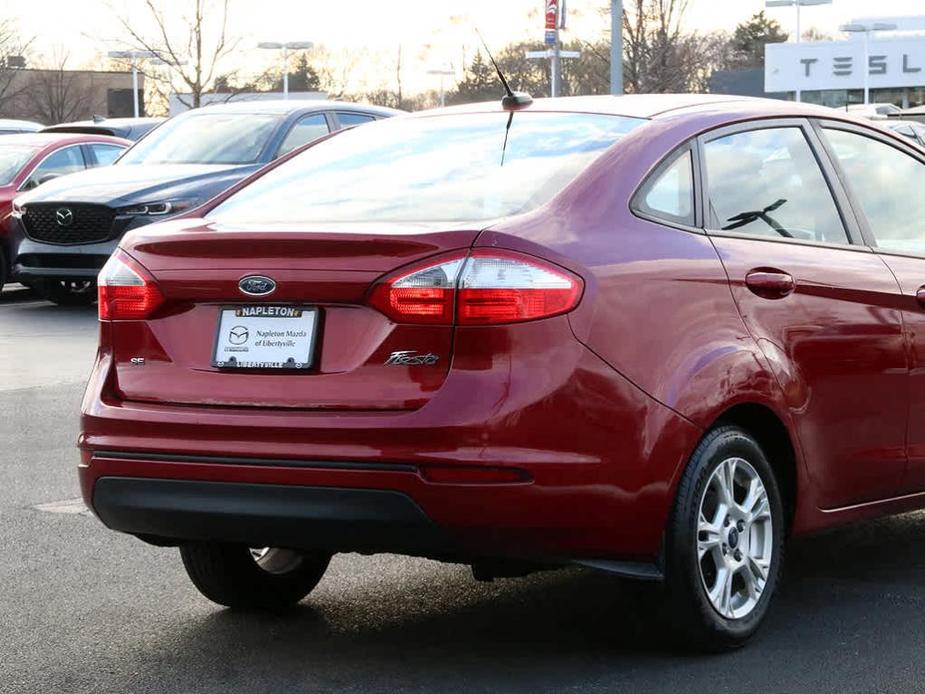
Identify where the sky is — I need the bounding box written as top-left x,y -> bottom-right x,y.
4,0 -> 924,95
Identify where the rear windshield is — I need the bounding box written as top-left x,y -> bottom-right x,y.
119,113 -> 281,165
0,145 -> 39,185
207,112 -> 645,224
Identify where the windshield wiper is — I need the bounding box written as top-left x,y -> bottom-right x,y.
723,198 -> 792,238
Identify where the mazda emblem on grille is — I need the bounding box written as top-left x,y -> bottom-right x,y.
238,275 -> 276,296
55,208 -> 74,227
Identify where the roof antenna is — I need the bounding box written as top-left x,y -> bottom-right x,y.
475,28 -> 533,110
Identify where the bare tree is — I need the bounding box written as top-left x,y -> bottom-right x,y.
25,51 -> 92,123
313,46 -> 362,100
621,0 -> 703,93
112,0 -> 239,109
0,18 -> 32,115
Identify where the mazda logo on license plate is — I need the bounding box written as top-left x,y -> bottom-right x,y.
239,275 -> 276,296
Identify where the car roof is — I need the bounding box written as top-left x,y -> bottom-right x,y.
41,117 -> 164,135
0,118 -> 44,131
45,117 -> 164,127
0,132 -> 131,148
185,99 -> 405,118
413,94 -> 835,118
408,93 -> 876,126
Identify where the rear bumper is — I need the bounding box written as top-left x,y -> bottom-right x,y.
79,318 -> 703,565
93,476 -> 447,555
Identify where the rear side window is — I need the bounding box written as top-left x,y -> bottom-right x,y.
277,114 -> 330,157
823,128 -> 925,255
89,144 -> 125,166
337,112 -> 376,127
704,127 -> 848,245
633,150 -> 694,226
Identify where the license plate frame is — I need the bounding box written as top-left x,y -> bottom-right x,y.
211,305 -> 319,370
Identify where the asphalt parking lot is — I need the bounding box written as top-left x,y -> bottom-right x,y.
2,285 -> 925,693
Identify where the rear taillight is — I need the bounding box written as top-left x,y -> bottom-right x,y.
457,250 -> 582,324
369,256 -> 465,325
369,250 -> 582,325
98,250 -> 164,320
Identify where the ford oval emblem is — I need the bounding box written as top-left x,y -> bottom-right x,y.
239,275 -> 276,296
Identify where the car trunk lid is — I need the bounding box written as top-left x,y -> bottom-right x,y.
111,220 -> 481,410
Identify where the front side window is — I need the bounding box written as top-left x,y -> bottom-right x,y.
824,128 -> 925,255
207,112 -> 645,225
704,127 -> 848,245
118,113 -> 282,165
634,150 -> 694,226
24,146 -> 85,188
277,114 -> 330,157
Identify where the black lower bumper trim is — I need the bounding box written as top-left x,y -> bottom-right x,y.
93,450 -> 416,473
93,477 -> 447,555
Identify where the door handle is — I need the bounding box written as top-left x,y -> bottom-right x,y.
745,269 -> 795,299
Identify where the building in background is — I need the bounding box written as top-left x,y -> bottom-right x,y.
765,19 -> 925,108
709,68 -> 789,100
0,69 -> 143,126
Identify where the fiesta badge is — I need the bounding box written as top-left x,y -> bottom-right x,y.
238,275 -> 276,296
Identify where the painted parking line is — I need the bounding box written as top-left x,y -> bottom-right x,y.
32,498 -> 91,516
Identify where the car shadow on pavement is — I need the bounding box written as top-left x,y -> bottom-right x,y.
91,511 -> 925,691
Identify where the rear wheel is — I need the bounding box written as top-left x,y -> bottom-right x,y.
35,279 -> 96,306
665,425 -> 784,651
180,542 -> 332,609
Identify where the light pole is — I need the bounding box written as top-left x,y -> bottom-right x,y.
108,50 -> 162,118
611,0 -> 623,95
839,22 -> 898,105
258,41 -> 314,99
765,0 -> 832,102
426,67 -> 454,107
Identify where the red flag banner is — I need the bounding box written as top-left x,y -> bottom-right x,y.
545,0 -> 558,30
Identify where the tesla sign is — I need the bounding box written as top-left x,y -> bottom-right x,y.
766,38 -> 925,93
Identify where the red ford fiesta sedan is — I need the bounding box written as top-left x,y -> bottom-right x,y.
80,94 -> 925,649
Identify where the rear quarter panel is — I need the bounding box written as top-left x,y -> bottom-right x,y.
481,113 -> 805,510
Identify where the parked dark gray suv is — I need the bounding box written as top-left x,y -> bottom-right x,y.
9,100 -> 402,304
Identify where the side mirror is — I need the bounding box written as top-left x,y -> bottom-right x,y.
37,172 -> 63,185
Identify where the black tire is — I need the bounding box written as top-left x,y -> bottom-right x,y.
35,279 -> 96,306
180,543 -> 332,610
664,425 -> 785,651
0,247 -> 6,297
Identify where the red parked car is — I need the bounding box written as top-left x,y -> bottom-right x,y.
79,94 -> 925,649
0,133 -> 130,293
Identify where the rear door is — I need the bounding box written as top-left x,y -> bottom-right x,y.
700,119 -> 909,508
817,121 -> 925,494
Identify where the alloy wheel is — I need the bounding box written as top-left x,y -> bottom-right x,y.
248,547 -> 305,575
696,457 -> 774,619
